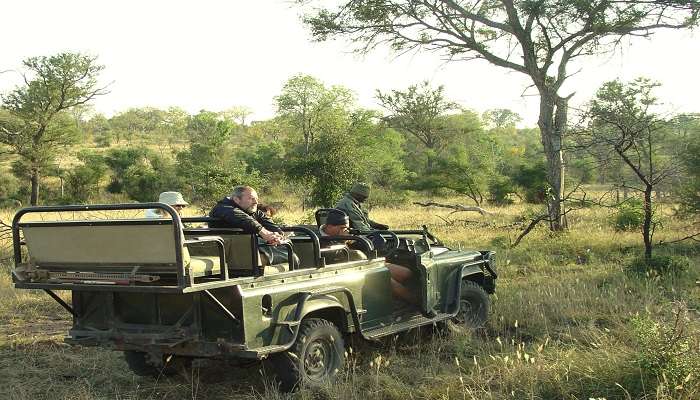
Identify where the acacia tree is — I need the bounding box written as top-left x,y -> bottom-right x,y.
298,0 -> 700,230
575,78 -> 679,262
0,53 -> 107,205
377,81 -> 458,171
275,74 -> 354,155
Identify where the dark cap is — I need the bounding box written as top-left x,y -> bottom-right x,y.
326,209 -> 349,226
350,182 -> 370,198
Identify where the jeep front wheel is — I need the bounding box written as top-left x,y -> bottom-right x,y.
270,318 -> 345,392
453,280 -> 489,329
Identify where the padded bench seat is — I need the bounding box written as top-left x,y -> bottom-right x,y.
20,221 -> 222,281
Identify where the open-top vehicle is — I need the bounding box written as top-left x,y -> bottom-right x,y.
11,203 -> 496,391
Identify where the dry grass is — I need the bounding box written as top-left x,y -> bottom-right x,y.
0,201 -> 698,400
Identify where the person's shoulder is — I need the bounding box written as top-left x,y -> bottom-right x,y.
336,193 -> 352,206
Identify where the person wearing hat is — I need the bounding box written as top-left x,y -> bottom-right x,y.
335,183 -> 389,232
321,208 -> 415,304
319,208 -> 367,263
145,191 -> 188,218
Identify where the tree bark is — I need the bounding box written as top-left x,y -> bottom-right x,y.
643,186 -> 653,262
30,170 -> 40,206
537,90 -> 567,231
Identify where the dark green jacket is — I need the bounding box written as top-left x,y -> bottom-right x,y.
335,193 -> 383,231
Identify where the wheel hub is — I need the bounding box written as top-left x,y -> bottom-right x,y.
304,340 -> 331,377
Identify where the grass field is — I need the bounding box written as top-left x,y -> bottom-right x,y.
0,201 -> 698,400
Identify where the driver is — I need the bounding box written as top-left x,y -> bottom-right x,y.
322,209 -> 415,305
335,183 -> 389,231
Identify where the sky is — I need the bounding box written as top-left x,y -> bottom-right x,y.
1,0 -> 699,127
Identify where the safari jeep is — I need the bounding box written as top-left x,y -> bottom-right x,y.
11,203 -> 497,391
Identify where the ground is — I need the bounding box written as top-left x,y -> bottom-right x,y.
0,200 -> 698,400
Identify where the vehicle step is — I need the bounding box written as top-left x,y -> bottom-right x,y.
363,312 -> 451,340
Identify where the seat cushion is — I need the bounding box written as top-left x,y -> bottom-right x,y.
264,263 -> 288,275
188,256 -> 221,277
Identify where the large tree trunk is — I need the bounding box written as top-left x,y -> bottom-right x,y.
643,185 -> 653,262
30,170 -> 40,206
537,91 -> 567,231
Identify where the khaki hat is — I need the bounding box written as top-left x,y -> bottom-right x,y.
350,183 -> 370,197
158,191 -> 188,206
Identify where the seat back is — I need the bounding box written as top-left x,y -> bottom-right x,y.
22,222 -> 179,267
186,231 -> 259,275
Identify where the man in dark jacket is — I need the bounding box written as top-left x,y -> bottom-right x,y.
335,183 -> 389,231
210,186 -> 291,266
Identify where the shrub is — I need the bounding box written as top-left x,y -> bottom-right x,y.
630,310 -> 700,395
0,174 -> 20,203
487,175 -> 515,205
612,199 -> 644,231
627,255 -> 690,276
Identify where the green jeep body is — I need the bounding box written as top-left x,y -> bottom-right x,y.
11,203 -> 497,390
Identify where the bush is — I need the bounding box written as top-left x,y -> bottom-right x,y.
627,255 -> 690,276
0,174 -> 20,203
65,164 -> 106,203
487,175 -> 515,205
612,199 -> 644,231
630,310 -> 700,395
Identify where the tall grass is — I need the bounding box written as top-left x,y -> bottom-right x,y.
0,202 -> 698,399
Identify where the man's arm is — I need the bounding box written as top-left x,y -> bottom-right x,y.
342,202 -> 373,231
369,220 -> 389,230
255,210 -> 283,233
211,205 -> 263,234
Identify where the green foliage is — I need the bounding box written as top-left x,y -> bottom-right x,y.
175,111 -> 260,205
286,128 -> 366,207
631,311 -> 699,392
0,174 -> 20,201
627,255 -> 690,276
677,121 -> 700,215
0,52 -> 106,205
104,148 -> 152,193
613,199 -> 645,231
510,158 -> 549,203
487,175 -> 516,205
377,81 -> 458,162
63,151 -> 107,203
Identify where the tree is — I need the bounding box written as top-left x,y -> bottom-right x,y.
276,74 -> 354,154
298,0 -> 700,230
675,115 -> 700,215
176,110 -> 258,205
377,81 -> 459,171
575,78 -> 680,262
0,52 -> 107,205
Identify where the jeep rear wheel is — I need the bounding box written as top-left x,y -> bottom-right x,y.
270,318 -> 345,392
453,280 -> 489,329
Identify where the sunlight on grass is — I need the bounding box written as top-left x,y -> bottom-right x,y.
0,200 -> 698,399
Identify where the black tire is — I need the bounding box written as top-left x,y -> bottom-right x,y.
123,351 -> 179,377
269,318 -> 345,392
452,280 -> 490,329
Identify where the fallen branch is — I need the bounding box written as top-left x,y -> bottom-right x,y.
413,201 -> 493,216
658,232 -> 700,246
512,214 -> 549,248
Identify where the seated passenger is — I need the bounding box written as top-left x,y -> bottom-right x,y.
145,191 -> 188,218
322,209 -> 415,305
335,183 -> 389,231
209,185 -> 295,266
319,209 -> 367,262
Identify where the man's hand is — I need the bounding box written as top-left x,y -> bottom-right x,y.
259,228 -> 283,245
374,223 -> 389,230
